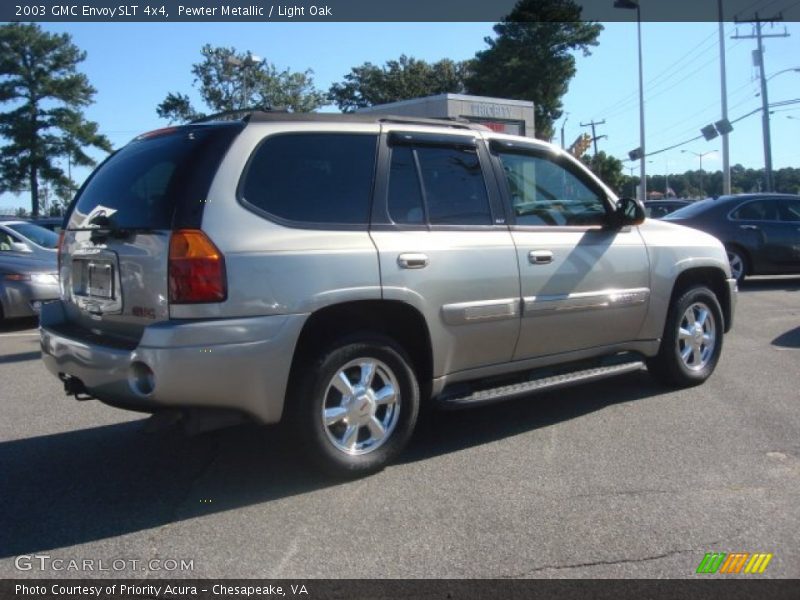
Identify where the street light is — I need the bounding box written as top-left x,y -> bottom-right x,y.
682,150 -> 716,197
226,53 -> 262,109
560,113 -> 569,149
614,0 -> 646,202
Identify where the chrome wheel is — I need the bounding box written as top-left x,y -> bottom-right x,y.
727,250 -> 744,281
321,358 -> 401,456
677,302 -> 716,371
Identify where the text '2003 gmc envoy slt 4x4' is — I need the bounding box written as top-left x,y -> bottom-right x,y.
40,111 -> 736,476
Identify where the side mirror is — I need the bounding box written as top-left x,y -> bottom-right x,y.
615,197 -> 646,227
10,241 -> 33,253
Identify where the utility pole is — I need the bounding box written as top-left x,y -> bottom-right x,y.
718,0 -> 731,195
560,113 -> 569,149
579,119 -> 606,155
733,13 -> 789,192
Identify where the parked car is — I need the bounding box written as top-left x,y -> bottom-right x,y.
0,221 -> 59,260
644,199 -> 690,219
0,237 -> 59,321
40,113 -> 736,476
663,193 -> 800,282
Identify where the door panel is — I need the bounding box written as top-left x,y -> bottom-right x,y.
371,132 -> 520,378
512,228 -> 650,359
372,230 -> 521,376
488,143 -> 651,360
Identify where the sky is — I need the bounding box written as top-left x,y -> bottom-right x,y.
1,20 -> 799,211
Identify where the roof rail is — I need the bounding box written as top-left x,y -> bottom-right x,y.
189,107 -> 287,124
245,111 -> 490,131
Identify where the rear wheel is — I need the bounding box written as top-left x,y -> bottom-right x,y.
725,246 -> 748,283
288,335 -> 419,477
647,285 -> 724,387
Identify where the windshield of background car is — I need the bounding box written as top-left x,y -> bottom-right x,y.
6,222 -> 59,248
663,198 -> 715,220
68,123 -> 242,230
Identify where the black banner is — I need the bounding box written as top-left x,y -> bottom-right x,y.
2,580 -> 800,600
3,0 -> 800,23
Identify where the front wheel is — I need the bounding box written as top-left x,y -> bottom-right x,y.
647,286 -> 724,388
288,335 -> 419,477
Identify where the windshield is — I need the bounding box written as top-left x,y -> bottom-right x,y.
6,222 -> 59,248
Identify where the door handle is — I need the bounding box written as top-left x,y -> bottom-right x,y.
740,224 -> 760,231
398,253 -> 429,269
528,250 -> 554,265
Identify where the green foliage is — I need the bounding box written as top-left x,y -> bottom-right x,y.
14,206 -> 27,218
328,55 -> 469,112
625,165 -> 800,199
581,151 -> 624,193
466,0 -> 602,140
157,45 -> 326,122
0,22 -> 111,216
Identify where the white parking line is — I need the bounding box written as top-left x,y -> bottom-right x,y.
0,331 -> 39,337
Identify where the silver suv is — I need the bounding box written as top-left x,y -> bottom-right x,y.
40,112 -> 736,476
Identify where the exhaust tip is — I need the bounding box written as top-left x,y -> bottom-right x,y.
128,361 -> 155,397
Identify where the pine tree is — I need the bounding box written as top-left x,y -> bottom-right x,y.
0,23 -> 111,217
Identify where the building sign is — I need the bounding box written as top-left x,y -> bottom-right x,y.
469,103 -> 514,120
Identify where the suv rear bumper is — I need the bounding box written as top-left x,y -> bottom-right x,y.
39,300 -> 306,424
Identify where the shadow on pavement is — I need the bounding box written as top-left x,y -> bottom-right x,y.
0,351 -> 40,365
0,317 -> 38,333
0,370 -> 665,558
772,326 -> 800,349
738,276 -> 800,292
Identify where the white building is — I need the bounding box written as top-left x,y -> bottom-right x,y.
357,93 -> 535,138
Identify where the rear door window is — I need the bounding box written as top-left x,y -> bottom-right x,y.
386,143 -> 492,226
240,133 -> 378,226
778,199 -> 800,222
730,199 -> 778,221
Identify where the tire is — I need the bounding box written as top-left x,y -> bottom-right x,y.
725,245 -> 748,284
647,285 -> 724,388
288,335 -> 419,477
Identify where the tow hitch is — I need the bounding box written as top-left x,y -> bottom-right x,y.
59,374 -> 94,401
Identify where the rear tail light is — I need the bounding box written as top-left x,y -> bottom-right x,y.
168,229 -> 227,303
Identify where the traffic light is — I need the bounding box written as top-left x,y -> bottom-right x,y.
569,133 -> 592,157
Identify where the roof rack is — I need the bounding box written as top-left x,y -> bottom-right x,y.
189,107 -> 287,124
245,111 -> 490,131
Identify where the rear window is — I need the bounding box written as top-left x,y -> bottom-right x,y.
6,222 -> 59,248
663,198 -> 714,220
239,133 -> 378,226
69,124 -> 242,230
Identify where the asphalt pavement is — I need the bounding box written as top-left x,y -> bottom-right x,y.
1,277 -> 798,579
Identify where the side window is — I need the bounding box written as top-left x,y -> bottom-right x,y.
387,146 -> 425,225
415,146 -> 491,225
730,199 -> 777,221
386,144 -> 492,226
0,230 -> 15,251
778,199 -> 800,222
495,151 -> 607,226
241,133 -> 378,226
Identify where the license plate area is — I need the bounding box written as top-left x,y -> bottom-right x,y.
73,259 -> 115,299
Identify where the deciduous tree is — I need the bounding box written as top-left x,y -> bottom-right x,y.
157,45 -> 326,122
328,55 -> 468,112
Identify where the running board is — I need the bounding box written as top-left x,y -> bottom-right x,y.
437,361 -> 645,410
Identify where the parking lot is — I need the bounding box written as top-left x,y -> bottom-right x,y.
1,277 -> 798,579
